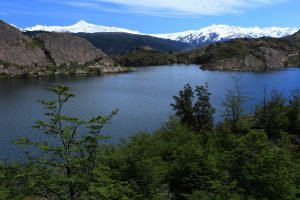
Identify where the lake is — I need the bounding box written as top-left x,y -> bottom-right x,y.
1,64 -> 300,161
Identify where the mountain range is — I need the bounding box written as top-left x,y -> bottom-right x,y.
1,19 -> 300,77
153,24 -> 298,47
21,21 -> 299,47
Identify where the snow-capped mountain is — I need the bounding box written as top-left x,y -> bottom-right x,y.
21,20 -> 141,34
21,21 -> 298,47
152,24 -> 299,47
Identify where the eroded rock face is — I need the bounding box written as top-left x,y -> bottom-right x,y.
206,57 -> 265,71
0,20 -> 49,67
35,33 -> 107,67
198,38 -> 298,71
0,20 -> 127,78
205,49 -> 289,71
260,47 -> 288,69
287,30 -> 300,46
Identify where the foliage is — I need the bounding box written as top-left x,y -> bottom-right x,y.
287,90 -> 300,135
171,84 -> 195,126
24,38 -> 44,49
14,85 -> 120,199
0,84 -> 300,199
171,83 -> 215,132
288,54 -> 300,66
254,90 -> 289,139
221,77 -> 249,133
113,49 -> 176,67
0,59 -> 14,67
72,32 -> 190,55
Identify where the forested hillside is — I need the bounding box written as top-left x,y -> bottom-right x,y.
74,32 -> 191,55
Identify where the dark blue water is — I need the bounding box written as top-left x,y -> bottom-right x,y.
1,64 -> 300,161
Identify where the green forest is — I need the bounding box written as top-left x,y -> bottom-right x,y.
1,82 -> 300,200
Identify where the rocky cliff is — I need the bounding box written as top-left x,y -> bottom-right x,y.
188,36 -> 300,71
181,29 -> 300,71
285,31 -> 300,66
0,20 -> 128,78
0,21 -> 49,68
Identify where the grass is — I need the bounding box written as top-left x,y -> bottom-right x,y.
24,38 -> 44,49
0,60 -> 13,67
288,54 -> 300,66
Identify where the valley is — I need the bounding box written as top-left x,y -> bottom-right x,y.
1,1 -> 300,198
1,19 -> 300,77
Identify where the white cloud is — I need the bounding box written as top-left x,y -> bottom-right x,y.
62,0 -> 287,17
0,12 -> 7,16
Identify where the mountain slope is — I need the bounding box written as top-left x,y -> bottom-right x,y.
153,24 -> 298,47
0,20 -> 127,78
285,30 -> 300,65
113,46 -> 177,67
74,32 -> 191,55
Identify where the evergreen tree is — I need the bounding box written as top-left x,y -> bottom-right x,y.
171,84 -> 195,126
193,83 -> 215,131
171,83 -> 215,132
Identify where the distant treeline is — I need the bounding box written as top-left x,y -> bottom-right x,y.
0,81 -> 300,200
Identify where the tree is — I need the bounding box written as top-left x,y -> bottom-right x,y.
254,90 -> 289,139
228,130 -> 297,200
193,83 -> 215,131
221,77 -> 248,133
171,84 -> 195,126
171,83 -> 215,132
15,85 -> 118,200
1,82 -> 298,200
287,90 -> 300,135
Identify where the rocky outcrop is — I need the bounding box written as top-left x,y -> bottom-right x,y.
285,31 -> 300,66
0,20 -> 128,78
0,20 -> 49,68
35,33 -> 107,67
286,30 -> 300,46
194,38 -> 299,71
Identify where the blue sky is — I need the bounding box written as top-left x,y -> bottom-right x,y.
0,0 -> 299,33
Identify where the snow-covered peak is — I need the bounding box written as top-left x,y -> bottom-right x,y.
152,24 -> 298,46
20,21 -> 298,47
74,20 -> 90,26
21,20 -> 141,34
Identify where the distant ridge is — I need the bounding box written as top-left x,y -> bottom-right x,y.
21,21 -> 299,47
73,32 -> 191,55
152,24 -> 299,47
